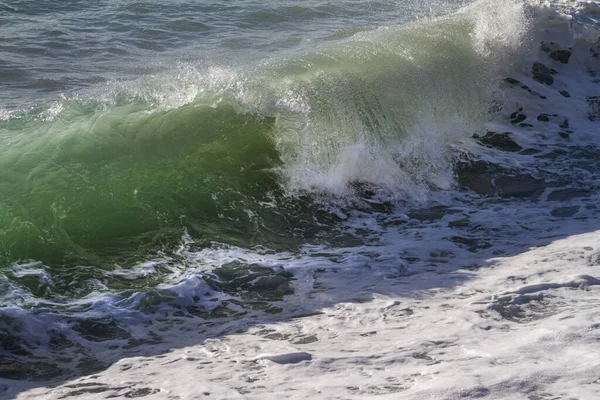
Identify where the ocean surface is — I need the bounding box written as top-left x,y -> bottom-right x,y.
2,0 -> 600,398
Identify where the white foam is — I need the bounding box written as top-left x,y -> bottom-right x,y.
0,109 -> 11,121
12,224 -> 600,399
468,0 -> 531,58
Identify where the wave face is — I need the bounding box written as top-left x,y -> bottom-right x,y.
4,0 -> 600,383
0,101 -> 284,263
0,0 -> 528,265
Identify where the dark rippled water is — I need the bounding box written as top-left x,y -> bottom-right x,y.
0,0 -> 469,108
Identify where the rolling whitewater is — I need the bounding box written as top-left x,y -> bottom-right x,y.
3,0 -> 600,398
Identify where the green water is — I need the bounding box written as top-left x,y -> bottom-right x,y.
0,101 -> 284,265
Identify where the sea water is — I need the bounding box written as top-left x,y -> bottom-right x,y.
2,0 -> 600,398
